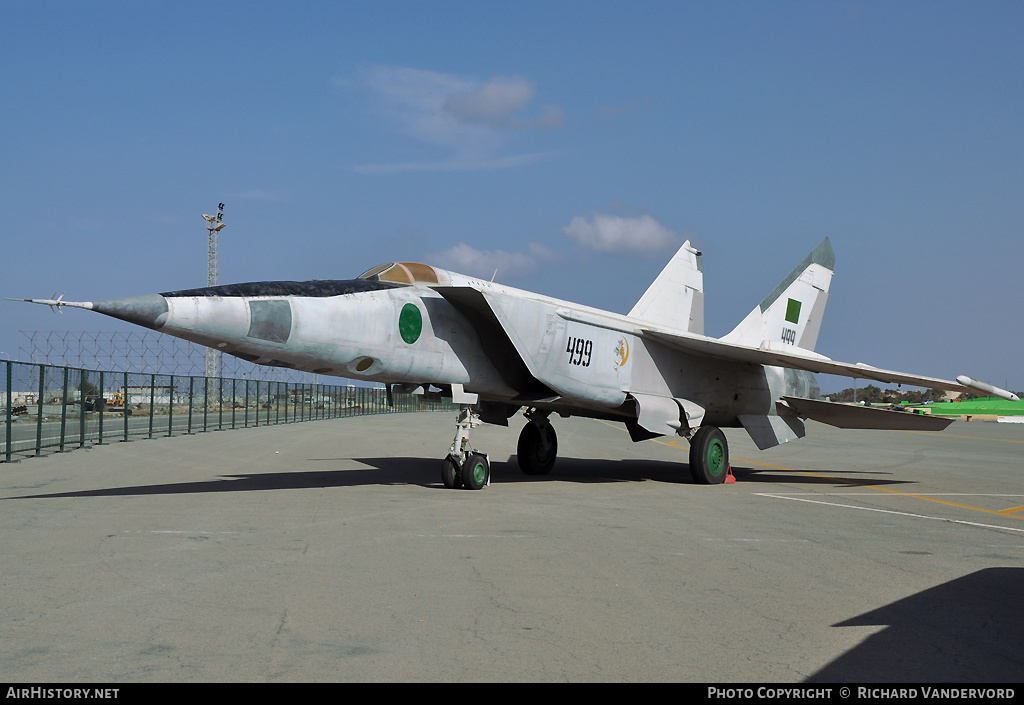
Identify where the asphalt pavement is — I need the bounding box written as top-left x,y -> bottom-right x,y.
2,412 -> 1022,682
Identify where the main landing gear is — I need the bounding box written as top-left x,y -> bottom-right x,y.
688,426 -> 730,485
439,404 -> 729,488
517,409 -> 557,476
440,406 -> 561,490
441,404 -> 490,490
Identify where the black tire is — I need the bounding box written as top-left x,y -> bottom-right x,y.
462,452 -> 489,490
688,426 -> 729,485
441,455 -> 463,489
517,422 -> 557,475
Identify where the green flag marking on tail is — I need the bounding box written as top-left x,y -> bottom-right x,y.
785,298 -> 802,325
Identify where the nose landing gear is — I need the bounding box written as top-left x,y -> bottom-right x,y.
440,406 -> 561,489
441,404 -> 490,490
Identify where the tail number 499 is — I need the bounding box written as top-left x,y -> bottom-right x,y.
566,336 -> 593,367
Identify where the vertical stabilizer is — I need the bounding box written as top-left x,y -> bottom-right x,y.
722,238 -> 834,352
628,240 -> 704,334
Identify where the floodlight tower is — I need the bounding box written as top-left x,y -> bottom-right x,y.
201,203 -> 226,378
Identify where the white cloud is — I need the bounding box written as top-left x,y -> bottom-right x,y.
424,243 -> 539,281
562,214 -> 681,258
527,241 -> 563,263
355,66 -> 562,173
445,76 -> 535,124
445,76 -> 564,130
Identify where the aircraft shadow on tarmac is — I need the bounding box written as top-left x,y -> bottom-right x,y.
729,466 -> 915,488
808,567 -> 1024,682
7,455 -> 911,499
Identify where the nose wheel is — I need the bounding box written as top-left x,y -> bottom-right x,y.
441,404 -> 490,490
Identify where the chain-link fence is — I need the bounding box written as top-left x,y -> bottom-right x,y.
18,329 -> 327,383
1,360 -> 457,463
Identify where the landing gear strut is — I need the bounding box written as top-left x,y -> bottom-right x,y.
517,409 -> 558,475
688,426 -> 729,484
441,404 -> 490,490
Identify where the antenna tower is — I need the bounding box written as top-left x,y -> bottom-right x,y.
201,203 -> 226,378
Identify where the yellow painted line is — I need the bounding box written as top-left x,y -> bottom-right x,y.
740,455 -> 1024,522
592,418 -> 1024,522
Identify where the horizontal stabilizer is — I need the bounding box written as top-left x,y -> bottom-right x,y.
781,396 -> 954,431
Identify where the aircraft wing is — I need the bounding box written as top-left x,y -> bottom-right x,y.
641,328 -> 1019,401
434,283 -> 1017,403
779,396 -> 955,431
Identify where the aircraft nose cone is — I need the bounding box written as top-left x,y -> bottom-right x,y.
91,294 -> 169,330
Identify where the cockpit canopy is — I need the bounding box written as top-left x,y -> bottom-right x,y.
358,262 -> 442,285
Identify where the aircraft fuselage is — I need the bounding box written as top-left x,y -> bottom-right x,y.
93,275 -> 804,431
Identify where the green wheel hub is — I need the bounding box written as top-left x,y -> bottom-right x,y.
689,426 -> 729,485
706,438 -> 725,478
461,452 -> 489,490
469,457 -> 487,485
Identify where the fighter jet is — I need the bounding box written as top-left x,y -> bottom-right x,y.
10,238 -> 1017,490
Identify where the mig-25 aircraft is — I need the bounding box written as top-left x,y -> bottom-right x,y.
11,237 -> 1017,490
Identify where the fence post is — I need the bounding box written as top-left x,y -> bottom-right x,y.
123,371 -> 129,442
168,375 -> 175,438
4,361 -> 11,463
187,376 -> 194,434
35,365 -> 45,457
148,373 -> 155,439
59,367 -> 69,452
97,370 -> 105,445
79,369 -> 87,448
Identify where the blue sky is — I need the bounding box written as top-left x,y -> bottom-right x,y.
2,1 -> 1022,393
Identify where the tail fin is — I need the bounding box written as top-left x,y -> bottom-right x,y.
722,238 -> 834,352
628,240 -> 704,334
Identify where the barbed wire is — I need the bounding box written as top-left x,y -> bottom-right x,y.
17,330 -> 336,384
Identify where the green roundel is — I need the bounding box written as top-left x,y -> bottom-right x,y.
399,303 -> 422,344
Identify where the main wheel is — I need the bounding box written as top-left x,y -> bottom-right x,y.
441,455 -> 463,489
517,422 -> 557,475
688,426 -> 729,485
462,452 -> 489,490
